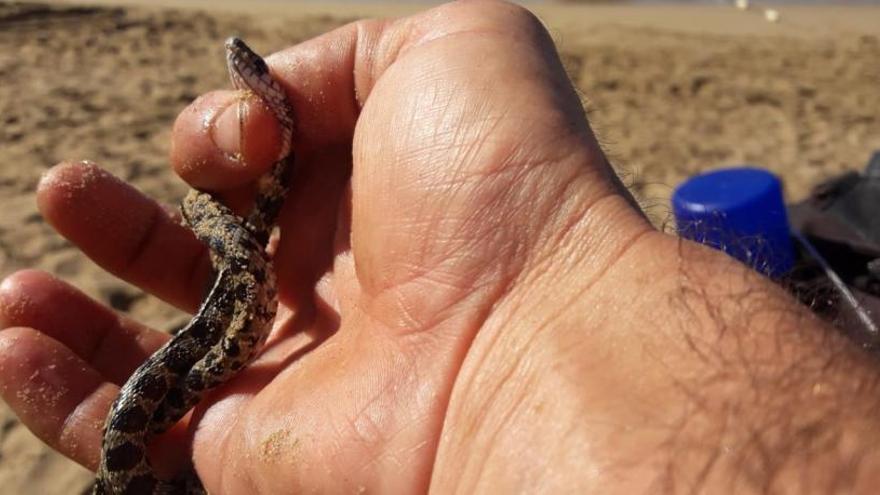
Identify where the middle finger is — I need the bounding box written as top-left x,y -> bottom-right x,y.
0,269 -> 168,384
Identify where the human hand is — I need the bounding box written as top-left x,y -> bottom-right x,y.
0,2 -> 650,492
6,1 -> 879,494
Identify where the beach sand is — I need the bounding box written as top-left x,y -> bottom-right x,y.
0,1 -> 878,492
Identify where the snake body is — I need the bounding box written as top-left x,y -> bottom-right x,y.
94,38 -> 294,495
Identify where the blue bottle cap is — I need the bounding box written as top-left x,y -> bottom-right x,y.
672,167 -> 794,277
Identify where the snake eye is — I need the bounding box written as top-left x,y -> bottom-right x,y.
225,37 -> 244,51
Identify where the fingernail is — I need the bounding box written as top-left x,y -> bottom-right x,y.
210,97 -> 246,161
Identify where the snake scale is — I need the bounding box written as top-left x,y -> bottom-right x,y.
94,38 -> 294,495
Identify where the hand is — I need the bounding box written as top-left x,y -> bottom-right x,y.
4,1 -> 879,494
0,2 -> 647,491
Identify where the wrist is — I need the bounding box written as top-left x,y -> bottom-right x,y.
434,208 -> 880,493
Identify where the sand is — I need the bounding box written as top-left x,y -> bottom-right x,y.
0,1 -> 878,493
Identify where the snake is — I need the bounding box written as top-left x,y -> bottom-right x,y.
93,37 -> 294,495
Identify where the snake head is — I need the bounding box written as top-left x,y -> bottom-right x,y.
224,36 -> 295,161
225,37 -> 271,91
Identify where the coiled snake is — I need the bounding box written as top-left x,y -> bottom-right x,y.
94,38 -> 294,494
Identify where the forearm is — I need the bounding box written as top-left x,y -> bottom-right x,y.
434,213 -> 880,494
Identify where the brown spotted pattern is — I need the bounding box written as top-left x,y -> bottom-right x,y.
94,38 -> 294,495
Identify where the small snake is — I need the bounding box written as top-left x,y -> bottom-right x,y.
94,38 -> 294,495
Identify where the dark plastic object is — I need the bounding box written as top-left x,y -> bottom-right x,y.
788,150 -> 880,348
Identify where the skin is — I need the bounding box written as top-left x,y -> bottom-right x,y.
2,1 -> 880,493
